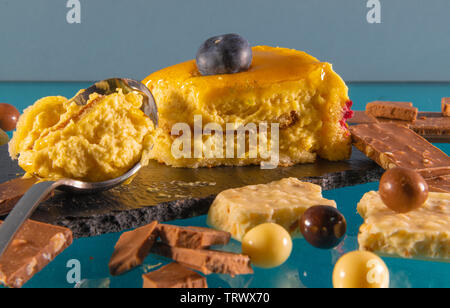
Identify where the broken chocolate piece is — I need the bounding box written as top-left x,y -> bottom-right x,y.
347,111 -> 378,125
375,116 -> 412,127
366,101 -> 418,121
350,123 -> 450,178
109,221 -> 158,276
158,224 -> 231,249
426,175 -> 450,193
142,262 -> 208,288
152,243 -> 253,277
442,98 -> 450,117
410,112 -> 450,142
349,112 -> 450,143
0,177 -> 38,216
0,219 -> 72,288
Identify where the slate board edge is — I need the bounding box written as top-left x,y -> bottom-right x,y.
56,167 -> 384,239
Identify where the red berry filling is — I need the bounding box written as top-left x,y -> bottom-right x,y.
339,100 -> 354,136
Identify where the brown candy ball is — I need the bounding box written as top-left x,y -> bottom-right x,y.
299,205 -> 347,249
379,167 -> 429,213
0,103 -> 20,131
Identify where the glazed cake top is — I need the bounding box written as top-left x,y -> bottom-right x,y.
143,46 -> 330,89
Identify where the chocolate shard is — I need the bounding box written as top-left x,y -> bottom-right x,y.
0,219 -> 73,288
347,111 -> 378,125
375,116 -> 412,127
142,262 -> 208,288
366,101 -> 418,121
410,112 -> 450,140
426,175 -> 450,193
151,243 -> 253,277
158,224 -> 231,249
109,221 -> 159,276
0,177 -> 38,216
350,123 -> 450,178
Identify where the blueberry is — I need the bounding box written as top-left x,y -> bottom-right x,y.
196,34 -> 252,76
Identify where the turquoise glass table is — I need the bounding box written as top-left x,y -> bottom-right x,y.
0,82 -> 449,288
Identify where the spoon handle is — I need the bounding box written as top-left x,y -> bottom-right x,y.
0,181 -> 59,258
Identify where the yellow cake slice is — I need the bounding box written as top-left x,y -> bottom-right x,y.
357,191 -> 450,261
143,46 -> 353,168
9,90 -> 155,182
207,177 -> 337,241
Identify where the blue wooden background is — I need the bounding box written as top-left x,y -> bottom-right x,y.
0,0 -> 450,82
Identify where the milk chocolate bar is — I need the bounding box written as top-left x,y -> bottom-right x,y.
109,221 -> 159,276
375,112 -> 450,136
350,111 -> 450,143
0,177 -> 38,216
0,220 -> 72,288
158,224 -> 231,249
366,101 -> 418,121
442,98 -> 450,117
347,111 -> 378,125
152,243 -> 253,277
410,112 -> 450,141
350,123 -> 450,178
426,175 -> 450,193
375,116 -> 412,127
142,262 -> 208,288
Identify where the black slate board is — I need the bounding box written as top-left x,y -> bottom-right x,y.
0,145 -> 383,238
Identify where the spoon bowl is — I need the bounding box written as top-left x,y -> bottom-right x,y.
0,78 -> 158,257
57,162 -> 143,194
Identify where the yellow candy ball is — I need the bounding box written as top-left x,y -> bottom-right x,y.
0,128 -> 9,146
242,223 -> 292,269
333,251 -> 390,288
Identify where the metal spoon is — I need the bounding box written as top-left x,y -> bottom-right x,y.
0,78 -> 158,257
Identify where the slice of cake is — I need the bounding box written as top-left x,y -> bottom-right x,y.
207,177 -> 337,241
143,46 -> 353,168
357,191 -> 450,261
